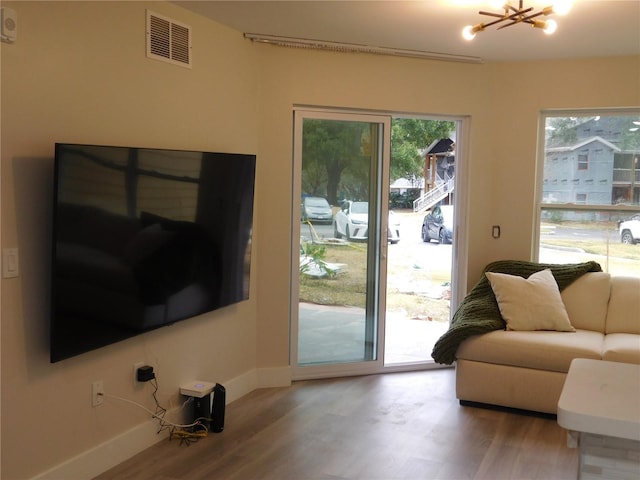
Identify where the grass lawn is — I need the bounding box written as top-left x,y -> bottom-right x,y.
540,222 -> 640,276
299,241 -> 451,321
540,238 -> 640,261
299,221 -> 640,322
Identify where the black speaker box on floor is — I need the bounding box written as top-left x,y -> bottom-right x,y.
211,383 -> 226,433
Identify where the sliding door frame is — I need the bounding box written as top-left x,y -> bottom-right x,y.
290,106 -> 470,380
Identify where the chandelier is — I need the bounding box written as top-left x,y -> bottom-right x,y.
462,1 -> 573,40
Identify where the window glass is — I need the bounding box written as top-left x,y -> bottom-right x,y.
538,111 -> 640,277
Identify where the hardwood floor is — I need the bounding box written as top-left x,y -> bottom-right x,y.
94,369 -> 578,480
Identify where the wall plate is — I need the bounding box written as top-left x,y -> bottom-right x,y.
1,8 -> 17,42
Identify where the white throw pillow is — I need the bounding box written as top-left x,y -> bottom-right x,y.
485,269 -> 575,332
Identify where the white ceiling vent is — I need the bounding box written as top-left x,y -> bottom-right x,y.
146,10 -> 192,68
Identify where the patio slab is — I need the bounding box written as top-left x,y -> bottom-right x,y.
298,303 -> 449,365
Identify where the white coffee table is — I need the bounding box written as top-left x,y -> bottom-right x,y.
558,358 -> 640,480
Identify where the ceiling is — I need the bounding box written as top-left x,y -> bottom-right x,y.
177,0 -> 640,63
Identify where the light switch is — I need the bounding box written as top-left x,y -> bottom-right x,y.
3,248 -> 19,278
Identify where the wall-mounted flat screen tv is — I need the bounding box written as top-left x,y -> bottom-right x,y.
50,143 -> 256,362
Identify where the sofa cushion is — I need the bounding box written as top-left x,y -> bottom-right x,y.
602,333 -> 640,364
560,272 -> 611,332
605,276 -> 640,334
485,269 -> 574,331
456,329 -> 604,373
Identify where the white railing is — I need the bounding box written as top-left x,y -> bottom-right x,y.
413,176 -> 455,212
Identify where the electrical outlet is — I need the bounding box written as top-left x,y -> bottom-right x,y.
133,362 -> 145,388
92,380 -> 104,407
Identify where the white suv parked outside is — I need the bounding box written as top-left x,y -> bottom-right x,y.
619,214 -> 640,244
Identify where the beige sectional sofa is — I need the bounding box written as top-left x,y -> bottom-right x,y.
455,272 -> 640,415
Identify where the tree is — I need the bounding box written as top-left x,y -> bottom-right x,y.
545,117 -> 581,146
390,118 -> 455,182
302,119 -> 370,205
301,118 -> 455,206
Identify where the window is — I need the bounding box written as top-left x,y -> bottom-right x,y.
577,153 -> 588,170
537,110 -> 640,278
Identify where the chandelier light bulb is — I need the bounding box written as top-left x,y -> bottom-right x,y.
543,19 -> 557,34
462,24 -> 483,41
488,0 -> 509,10
552,0 -> 573,16
462,25 -> 475,40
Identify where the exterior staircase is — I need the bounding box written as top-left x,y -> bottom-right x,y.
413,176 -> 454,212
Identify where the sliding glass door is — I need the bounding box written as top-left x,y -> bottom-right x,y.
292,110 -> 390,378
291,109 -> 464,380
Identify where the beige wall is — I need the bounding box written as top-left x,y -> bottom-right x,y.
253,49 -> 640,367
1,2 -> 261,478
1,1 -> 639,478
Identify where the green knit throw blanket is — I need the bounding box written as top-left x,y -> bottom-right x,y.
431,260 -> 602,365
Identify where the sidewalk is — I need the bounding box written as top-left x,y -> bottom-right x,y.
297,303 -> 449,365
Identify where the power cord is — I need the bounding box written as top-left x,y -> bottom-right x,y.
149,377 -> 168,434
149,376 -> 211,445
99,375 -> 210,446
170,422 -> 209,446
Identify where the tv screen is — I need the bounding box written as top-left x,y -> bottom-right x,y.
50,143 -> 256,362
